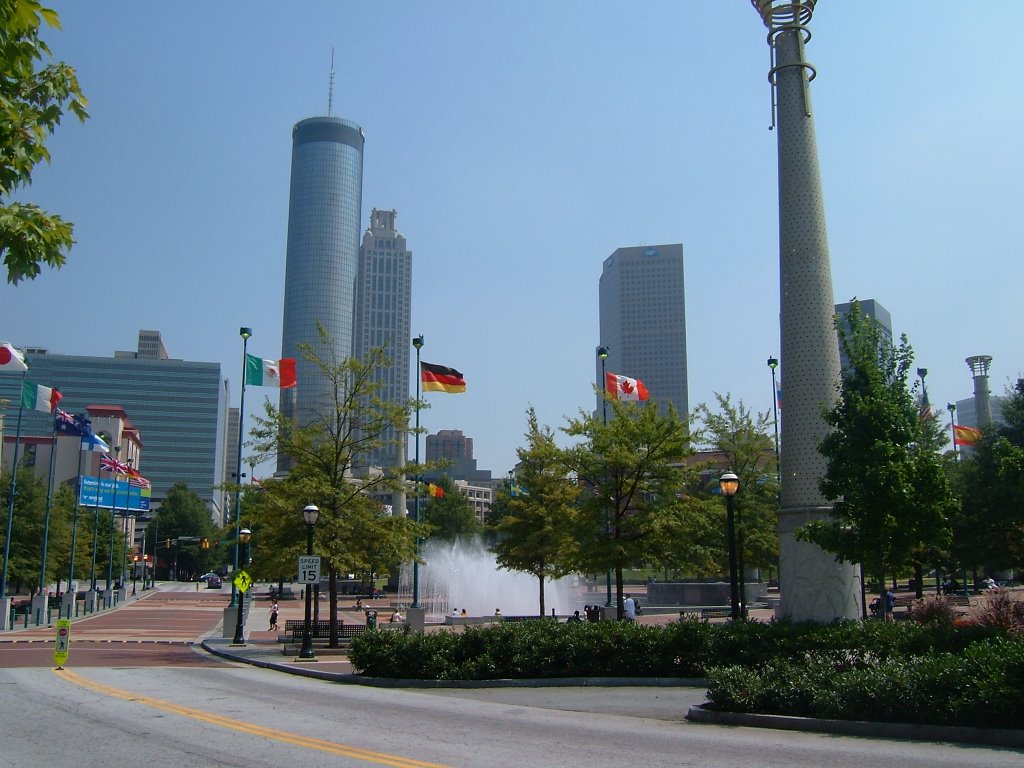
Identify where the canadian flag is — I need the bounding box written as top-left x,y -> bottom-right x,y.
605,372 -> 649,401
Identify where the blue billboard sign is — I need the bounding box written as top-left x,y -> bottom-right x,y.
78,476 -> 151,512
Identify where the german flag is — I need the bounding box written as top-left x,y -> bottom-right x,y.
953,424 -> 982,447
421,361 -> 466,394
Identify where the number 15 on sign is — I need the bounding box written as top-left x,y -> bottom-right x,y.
298,555 -> 320,583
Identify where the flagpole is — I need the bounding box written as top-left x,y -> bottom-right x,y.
232,327 -> 251,610
412,335 -> 423,610
947,403 -> 958,461
89,446 -> 104,596
105,447 -> 122,596
68,433 -> 85,614
596,345 -> 612,609
1,372 -> 27,599
37,422 -> 59,599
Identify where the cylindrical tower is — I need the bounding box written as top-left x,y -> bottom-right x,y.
279,116 -> 364,467
966,355 -> 993,428
752,0 -> 860,621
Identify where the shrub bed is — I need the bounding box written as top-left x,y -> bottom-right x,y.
705,637 -> 1024,729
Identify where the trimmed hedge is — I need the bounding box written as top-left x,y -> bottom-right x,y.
705,637 -> 1024,729
348,617 -> 1008,681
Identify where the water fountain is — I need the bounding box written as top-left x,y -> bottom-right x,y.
397,538 -> 577,621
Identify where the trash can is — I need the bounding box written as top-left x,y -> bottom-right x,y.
365,609 -> 378,629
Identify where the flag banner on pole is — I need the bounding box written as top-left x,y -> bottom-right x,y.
100,455 -> 132,475
427,483 -> 445,498
245,354 -> 297,388
421,362 -> 466,394
919,387 -> 933,423
128,475 -> 151,489
953,424 -> 982,446
55,409 -> 89,437
22,380 -> 62,412
81,431 -> 110,453
0,342 -> 28,372
605,372 -> 649,401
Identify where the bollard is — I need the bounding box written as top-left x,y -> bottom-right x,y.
22,610 -> 28,629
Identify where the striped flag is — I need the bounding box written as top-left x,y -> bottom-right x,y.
421,362 -> 466,394
953,425 -> 982,447
427,483 -> 445,498
129,475 -> 151,489
22,380 -> 61,412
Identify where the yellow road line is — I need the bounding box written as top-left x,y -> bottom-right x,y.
55,668 -> 451,768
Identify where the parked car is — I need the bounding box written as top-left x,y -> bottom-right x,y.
205,576 -> 223,589
198,572 -> 219,582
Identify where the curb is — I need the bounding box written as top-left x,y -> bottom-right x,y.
687,705 -> 1024,749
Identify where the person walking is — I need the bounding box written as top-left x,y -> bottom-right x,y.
268,601 -> 279,631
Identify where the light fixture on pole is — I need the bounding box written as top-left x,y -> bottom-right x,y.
231,326 -> 252,610
299,505 -> 319,660
719,471 -> 741,620
596,345 -> 612,609
411,334 -> 423,609
767,357 -> 780,484
231,528 -> 252,645
947,403 -> 957,459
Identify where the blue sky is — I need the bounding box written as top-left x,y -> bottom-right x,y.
3,2 -> 1022,478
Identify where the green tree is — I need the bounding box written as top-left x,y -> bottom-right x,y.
0,465 -> 46,593
1,0 -> 89,283
248,334 -> 421,645
420,476 -> 479,541
954,377 -> 1024,573
153,483 -> 217,580
693,394 -> 780,582
491,408 -> 579,616
561,396 -> 693,618
799,300 -> 955,611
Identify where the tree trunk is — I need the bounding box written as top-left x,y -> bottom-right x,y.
615,566 -> 624,619
538,574 -> 545,618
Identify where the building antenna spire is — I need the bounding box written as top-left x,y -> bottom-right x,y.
327,48 -> 335,116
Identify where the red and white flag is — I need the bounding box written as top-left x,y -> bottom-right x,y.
605,372 -> 649,402
0,342 -> 28,372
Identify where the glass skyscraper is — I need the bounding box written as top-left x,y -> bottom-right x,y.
280,116 -> 365,444
598,244 -> 688,418
354,208 -> 412,470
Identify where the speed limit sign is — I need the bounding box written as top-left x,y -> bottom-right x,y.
298,555 -> 320,583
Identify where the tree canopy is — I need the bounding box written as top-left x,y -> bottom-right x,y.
799,299 -> 955,603
1,1 -> 88,283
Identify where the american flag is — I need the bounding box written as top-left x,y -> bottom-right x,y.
129,475 -> 151,489
100,455 -> 132,475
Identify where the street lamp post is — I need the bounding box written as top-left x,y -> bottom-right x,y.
231,528 -> 251,645
719,471 -> 741,620
232,326 -> 252,609
298,505 -> 319,660
597,345 -> 612,608
767,357 -> 781,483
411,335 -> 423,609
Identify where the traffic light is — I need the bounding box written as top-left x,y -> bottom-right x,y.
201,537 -> 209,549
165,538 -> 171,548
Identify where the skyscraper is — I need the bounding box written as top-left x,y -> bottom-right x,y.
598,244 -> 688,418
280,116 -> 365,445
834,299 -> 893,371
354,208 -> 412,470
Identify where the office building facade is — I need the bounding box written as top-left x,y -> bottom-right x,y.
834,299 -> 893,370
0,334 -> 228,521
280,116 -> 365,449
354,208 -> 413,470
598,244 -> 688,418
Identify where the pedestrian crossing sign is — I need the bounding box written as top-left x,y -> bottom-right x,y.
233,570 -> 253,593
53,619 -> 71,668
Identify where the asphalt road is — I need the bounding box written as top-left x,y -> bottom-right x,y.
0,584 -> 1020,767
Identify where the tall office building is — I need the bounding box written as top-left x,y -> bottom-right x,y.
354,208 -> 413,470
598,244 -> 688,418
834,299 -> 892,369
0,333 -> 228,521
280,115 -> 365,455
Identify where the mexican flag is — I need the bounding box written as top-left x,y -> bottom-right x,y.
245,354 -> 297,388
22,380 -> 62,413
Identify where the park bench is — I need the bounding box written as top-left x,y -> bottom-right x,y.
700,607 -> 733,620
282,620 -> 369,643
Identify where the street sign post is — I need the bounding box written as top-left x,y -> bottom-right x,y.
298,555 -> 320,584
233,570 -> 252,594
53,619 -> 71,669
